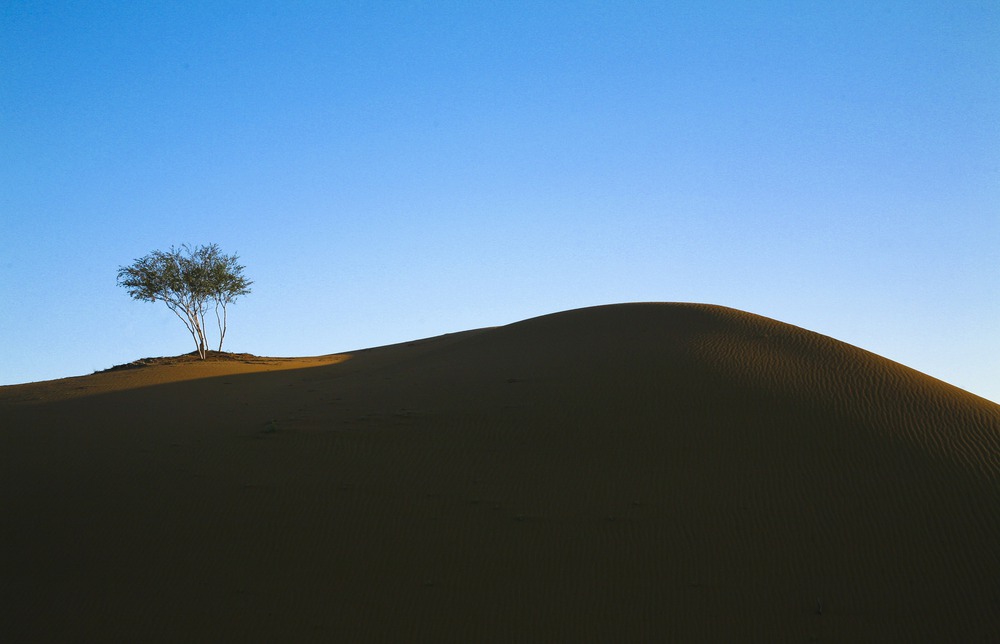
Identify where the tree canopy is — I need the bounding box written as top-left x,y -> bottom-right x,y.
117,244 -> 252,359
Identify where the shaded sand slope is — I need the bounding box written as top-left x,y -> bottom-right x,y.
1,303 -> 998,642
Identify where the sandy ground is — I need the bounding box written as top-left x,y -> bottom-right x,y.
1,303 -> 998,642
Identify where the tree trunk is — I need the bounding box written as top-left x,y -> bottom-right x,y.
201,309 -> 209,358
187,304 -> 208,360
217,302 -> 228,352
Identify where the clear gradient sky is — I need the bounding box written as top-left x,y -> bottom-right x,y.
2,1 -> 998,401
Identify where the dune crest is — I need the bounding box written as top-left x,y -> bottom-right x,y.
2,303 -> 998,641
0,351 -> 349,403
485,303 -> 999,474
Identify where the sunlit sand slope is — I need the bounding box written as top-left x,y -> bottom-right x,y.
1,303 -> 997,642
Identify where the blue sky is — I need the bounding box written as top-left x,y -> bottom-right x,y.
2,1 -> 998,401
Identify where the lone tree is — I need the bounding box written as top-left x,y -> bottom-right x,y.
117,244 -> 252,359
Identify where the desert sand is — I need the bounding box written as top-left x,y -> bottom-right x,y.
1,303 -> 998,642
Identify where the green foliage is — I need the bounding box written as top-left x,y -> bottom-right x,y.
117,244 -> 252,358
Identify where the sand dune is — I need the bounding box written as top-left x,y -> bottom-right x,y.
1,303 -> 998,642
